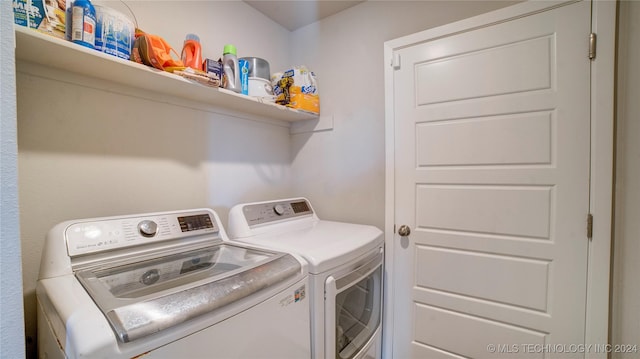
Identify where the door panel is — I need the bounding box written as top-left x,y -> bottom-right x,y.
415,246 -> 550,311
416,185 -> 553,238
392,1 -> 591,357
413,305 -> 546,358
415,35 -> 553,105
416,112 -> 553,167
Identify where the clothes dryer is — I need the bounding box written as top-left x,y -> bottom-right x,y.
228,198 -> 384,359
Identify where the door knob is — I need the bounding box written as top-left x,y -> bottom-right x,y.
398,225 -> 411,237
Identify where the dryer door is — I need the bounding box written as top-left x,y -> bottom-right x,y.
325,250 -> 383,359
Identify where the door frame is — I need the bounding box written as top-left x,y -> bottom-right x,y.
383,1 -> 616,357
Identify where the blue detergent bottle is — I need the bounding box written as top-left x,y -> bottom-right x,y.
71,0 -> 96,49
65,5 -> 72,41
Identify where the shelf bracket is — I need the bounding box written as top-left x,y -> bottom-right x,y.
290,115 -> 334,135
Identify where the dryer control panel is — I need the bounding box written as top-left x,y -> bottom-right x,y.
243,199 -> 313,226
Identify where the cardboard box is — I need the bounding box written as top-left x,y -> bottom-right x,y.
203,58 -> 223,87
13,0 -> 68,39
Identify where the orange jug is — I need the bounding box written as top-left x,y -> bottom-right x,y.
181,34 -> 202,70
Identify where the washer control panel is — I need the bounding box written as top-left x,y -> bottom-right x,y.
66,210 -> 219,257
243,199 -> 313,226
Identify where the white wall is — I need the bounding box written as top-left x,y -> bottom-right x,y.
1,1 -> 26,358
17,1 -> 292,357
612,0 -> 640,353
289,1 -> 518,229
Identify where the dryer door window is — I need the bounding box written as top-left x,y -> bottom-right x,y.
326,252 -> 383,359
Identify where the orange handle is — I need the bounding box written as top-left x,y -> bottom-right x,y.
182,41 -> 202,70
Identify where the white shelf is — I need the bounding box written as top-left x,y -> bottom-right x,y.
13,26 -> 319,123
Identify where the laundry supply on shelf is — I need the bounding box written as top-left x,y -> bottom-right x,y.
272,66 -> 319,114
240,57 -> 274,101
222,44 -> 241,93
181,34 -> 202,71
70,0 -> 96,49
174,68 -> 221,87
239,58 -> 249,95
203,58 -> 223,87
94,5 -> 135,60
13,0 -> 68,39
130,29 -> 185,72
14,2 -> 317,114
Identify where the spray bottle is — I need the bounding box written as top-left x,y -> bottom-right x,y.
222,44 -> 240,93
181,34 -> 202,71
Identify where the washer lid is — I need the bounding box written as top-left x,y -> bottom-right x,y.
76,244 -> 302,343
234,220 -> 383,274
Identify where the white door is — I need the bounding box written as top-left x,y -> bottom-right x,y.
391,1 -> 592,357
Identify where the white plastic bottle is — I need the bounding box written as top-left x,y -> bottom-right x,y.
223,44 -> 240,93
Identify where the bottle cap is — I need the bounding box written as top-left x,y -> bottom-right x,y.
223,44 -> 237,55
185,34 -> 200,42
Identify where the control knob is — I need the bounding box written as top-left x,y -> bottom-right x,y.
138,220 -> 158,237
273,204 -> 286,216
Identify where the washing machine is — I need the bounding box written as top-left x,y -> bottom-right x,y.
36,208 -> 311,359
228,198 -> 384,359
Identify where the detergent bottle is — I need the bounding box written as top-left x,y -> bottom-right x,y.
181,34 -> 202,71
71,0 -> 96,49
222,44 -> 241,93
